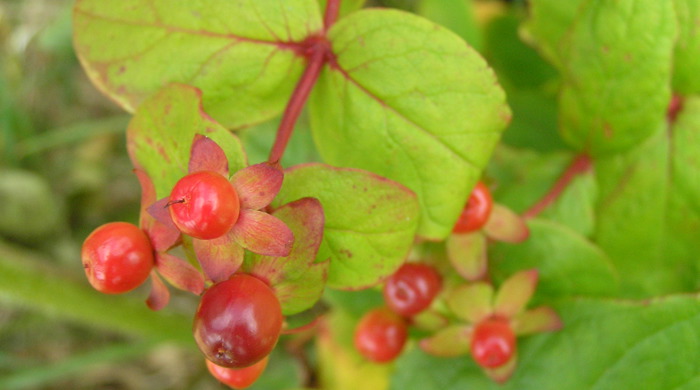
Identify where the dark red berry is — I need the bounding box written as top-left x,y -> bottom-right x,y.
193,274 -> 283,368
81,222 -> 154,294
168,171 -> 240,240
383,263 -> 442,317
354,307 -> 408,363
453,181 -> 493,233
470,318 -> 516,368
206,356 -> 268,389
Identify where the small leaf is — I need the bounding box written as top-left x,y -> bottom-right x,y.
155,253 -> 205,295
493,270 -> 538,318
411,309 -> 450,332
231,162 -> 284,210
126,84 -> 246,198
446,232 -> 488,281
188,134 -> 228,176
272,163 -> 419,289
483,204 -> 529,244
245,198 -> 328,315
192,233 -> 244,283
419,325 -> 472,357
512,306 -> 563,336
446,283 -> 494,324
483,353 -> 517,384
146,271 -> 170,311
310,9 -> 509,239
135,170 -> 180,251
231,209 -> 294,257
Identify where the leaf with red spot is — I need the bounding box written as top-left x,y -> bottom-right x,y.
231,162 -> 284,210
126,84 -> 246,199
188,134 -> 229,176
155,253 -> 205,295
244,197 -> 328,315
192,234 -> 244,283
231,209 -> 295,257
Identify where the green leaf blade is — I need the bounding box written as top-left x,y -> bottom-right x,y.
73,0 -> 323,128
272,163 -> 419,289
311,9 -> 510,239
673,0 -> 700,94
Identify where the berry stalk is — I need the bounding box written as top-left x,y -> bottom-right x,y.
523,154 -> 592,219
324,0 -> 342,30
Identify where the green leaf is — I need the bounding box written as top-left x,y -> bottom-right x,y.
417,0 -> 482,50
310,9 -> 510,239
391,295 -> 700,390
522,0 -> 585,68
491,219 -> 618,299
318,0 -> 366,19
73,0 -> 322,128
538,169 -> 598,237
593,98 -> 700,297
673,0 -> 700,94
126,84 -> 246,198
272,163 -> 419,289
559,0 -> 677,155
245,198 -> 328,316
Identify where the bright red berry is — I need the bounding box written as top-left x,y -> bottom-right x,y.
206,356 -> 269,389
168,171 -> 240,240
453,181 -> 493,233
81,222 -> 154,294
383,263 -> 442,317
354,307 -> 408,363
193,274 -> 283,368
470,318 -> 516,368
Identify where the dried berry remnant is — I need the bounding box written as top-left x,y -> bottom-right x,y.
168,171 -> 240,240
383,263 -> 442,317
354,307 -> 408,363
81,222 -> 154,294
453,181 -> 493,233
193,274 -> 283,368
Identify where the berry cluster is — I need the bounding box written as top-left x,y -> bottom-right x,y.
81,135 -> 291,388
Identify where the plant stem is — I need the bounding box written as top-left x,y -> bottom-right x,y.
523,154 -> 592,219
268,45 -> 328,164
324,0 -> 341,30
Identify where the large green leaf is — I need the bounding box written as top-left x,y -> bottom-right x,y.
126,84 -> 246,198
491,219 -> 618,300
417,0 -> 481,50
559,0 -> 677,155
309,9 -> 510,239
522,0 -> 585,68
73,0 -> 322,128
272,163 -> 419,289
673,0 -> 700,94
593,98 -> 700,297
391,295 -> 700,390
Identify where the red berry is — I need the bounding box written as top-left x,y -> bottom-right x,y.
193,274 -> 283,368
206,356 -> 269,389
470,318 -> 516,368
81,222 -> 154,294
383,263 -> 442,317
354,307 -> 408,363
453,181 -> 493,233
168,171 -> 240,240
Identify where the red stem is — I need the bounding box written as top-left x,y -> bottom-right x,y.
324,0 -> 341,30
523,154 -> 592,219
268,46 -> 327,164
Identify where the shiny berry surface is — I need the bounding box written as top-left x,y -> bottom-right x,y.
81,222 -> 154,294
470,318 -> 516,368
206,356 -> 269,389
354,307 -> 408,363
168,171 -> 240,240
383,263 -> 442,317
193,274 -> 283,368
453,181 -> 493,233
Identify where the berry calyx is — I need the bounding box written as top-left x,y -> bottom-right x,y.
383,263 -> 442,317
168,171 -> 240,240
453,181 -> 493,233
206,356 -> 269,389
470,318 -> 516,368
193,274 -> 283,368
81,222 -> 154,294
354,307 -> 408,363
